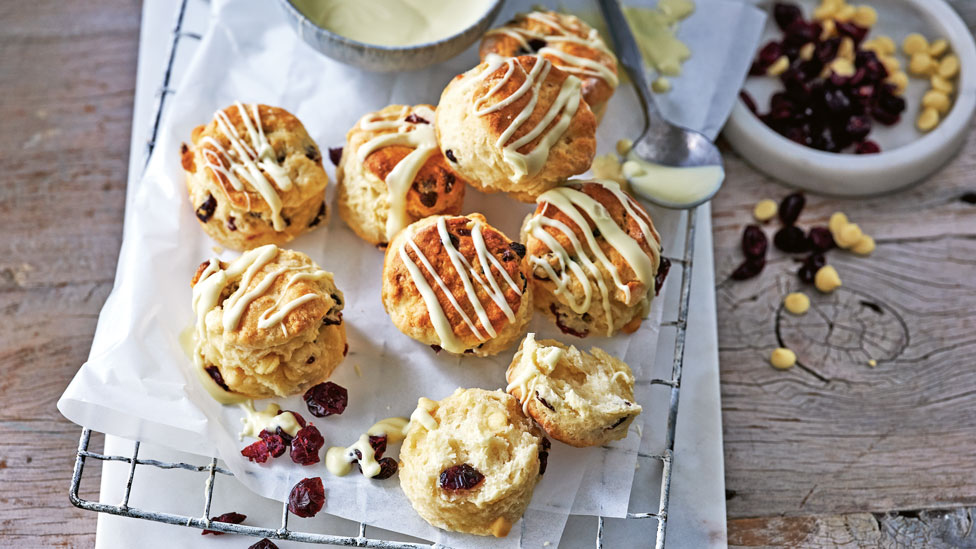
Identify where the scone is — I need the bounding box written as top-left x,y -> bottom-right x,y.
336,105 -> 466,247
381,214 -> 532,356
399,388 -> 546,537
522,179 -> 663,337
181,102 -> 329,251
506,333 -> 642,447
435,54 -> 597,202
480,10 -> 619,119
190,244 -> 346,398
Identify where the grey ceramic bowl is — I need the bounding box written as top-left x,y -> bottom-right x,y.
278,0 -> 506,72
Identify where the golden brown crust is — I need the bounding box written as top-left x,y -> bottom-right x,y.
182,103 -> 329,251
479,11 -> 618,115
524,180 -> 662,337
192,248 -> 346,398
337,105 -> 466,246
436,56 -> 597,202
382,214 -> 533,356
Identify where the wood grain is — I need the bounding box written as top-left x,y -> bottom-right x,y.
0,0 -> 140,546
2,0 -> 976,547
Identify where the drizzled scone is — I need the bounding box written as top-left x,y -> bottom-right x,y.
506,334 -> 642,447
181,102 -> 329,251
399,388 -> 547,537
436,55 -> 597,202
480,10 -> 619,119
190,245 -> 346,399
337,105 -> 466,247
522,179 -> 664,337
381,214 -> 533,357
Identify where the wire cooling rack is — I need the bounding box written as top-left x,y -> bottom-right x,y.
68,1 -> 700,547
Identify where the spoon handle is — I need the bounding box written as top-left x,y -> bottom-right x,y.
597,0 -> 660,129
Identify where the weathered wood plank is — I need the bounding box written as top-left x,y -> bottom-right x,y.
728,508 -> 976,548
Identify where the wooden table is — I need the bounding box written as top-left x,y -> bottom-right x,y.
1,1 -> 974,546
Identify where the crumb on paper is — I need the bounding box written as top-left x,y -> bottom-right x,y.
212,245 -> 224,254
354,363 -> 362,377
868,359 -> 877,367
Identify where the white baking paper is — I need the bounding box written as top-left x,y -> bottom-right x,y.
59,0 -> 763,546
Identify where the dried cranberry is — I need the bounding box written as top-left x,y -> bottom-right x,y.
195,194 -> 217,223
226,216 -> 237,231
815,37 -> 840,65
773,3 -> 802,31
288,477 -> 325,518
527,38 -> 547,51
550,304 -> 588,338
373,457 -> 399,480
430,344 -> 442,353
807,227 -> 835,252
740,91 -> 758,114
844,115 -> 872,142
835,21 -> 868,45
328,147 -> 343,166
539,437 -> 551,475
741,225 -> 768,259
368,435 -> 387,459
855,140 -> 881,154
730,257 -> 765,280
419,191 -> 438,207
774,226 -> 810,253
204,366 -> 230,392
783,20 -> 821,47
756,41 -> 783,69
249,540 -> 280,549
404,113 -> 429,124
509,241 -> 526,258
241,440 -> 271,463
778,192 -> 805,225
303,382 -> 348,417
798,253 -> 826,283
290,425 -> 324,466
439,464 -> 485,491
201,511 -> 246,535
308,201 -> 326,227
258,430 -> 287,458
655,257 -> 671,296
445,149 -> 457,163
536,391 -> 555,411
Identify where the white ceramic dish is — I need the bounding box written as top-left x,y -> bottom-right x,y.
724,0 -> 976,196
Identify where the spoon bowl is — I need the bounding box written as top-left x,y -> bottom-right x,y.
597,0 -> 726,209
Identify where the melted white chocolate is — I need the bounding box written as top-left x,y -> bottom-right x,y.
397,217 -> 522,353
485,12 -> 619,89
356,106 -> 439,241
526,181 -> 661,335
506,333 -> 564,414
468,54 -> 583,179
325,416 -> 410,478
189,245 -> 329,402
199,101 -> 293,231
408,397 -> 439,431
238,401 -> 303,440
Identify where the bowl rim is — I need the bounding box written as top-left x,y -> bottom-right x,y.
279,0 -> 505,52
727,0 -> 976,168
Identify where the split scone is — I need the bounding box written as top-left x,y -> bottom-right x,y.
399,388 -> 547,537
480,10 -> 619,120
190,244 -> 346,399
522,179 -> 664,338
336,105 -> 466,247
181,102 -> 328,251
506,334 -> 641,447
381,214 -> 533,357
435,54 -> 597,202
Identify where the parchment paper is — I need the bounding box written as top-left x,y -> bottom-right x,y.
59,0 -> 763,546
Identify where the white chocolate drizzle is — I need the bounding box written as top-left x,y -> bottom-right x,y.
408,397 -> 439,431
506,333 -> 564,415
526,181 -> 661,336
238,401 -> 302,441
484,12 -> 619,89
356,106 -> 439,241
397,217 -> 522,353
468,54 -> 583,179
325,416 -> 410,478
189,245 -> 330,402
199,101 -> 293,230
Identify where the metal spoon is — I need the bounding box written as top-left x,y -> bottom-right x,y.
597,0 -> 725,209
